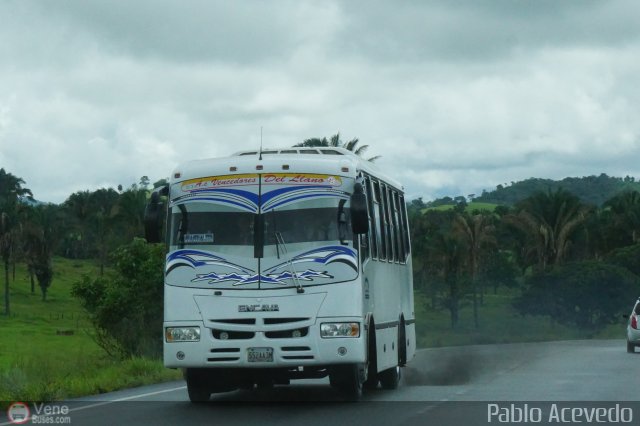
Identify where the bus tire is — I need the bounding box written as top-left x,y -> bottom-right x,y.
379,365 -> 401,390
398,319 -> 407,367
363,320 -> 379,390
380,321 -> 404,389
185,369 -> 211,403
330,364 -> 364,401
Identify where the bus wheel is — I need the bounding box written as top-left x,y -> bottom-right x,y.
330,364 -> 364,401
379,365 -> 401,390
363,322 -> 379,390
380,322 -> 404,390
185,369 -> 211,403
398,320 -> 407,367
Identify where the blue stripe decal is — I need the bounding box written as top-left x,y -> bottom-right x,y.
175,183 -> 349,211
166,246 -> 357,287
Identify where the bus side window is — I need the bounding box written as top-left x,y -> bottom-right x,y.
391,190 -> 401,263
399,194 -> 410,259
373,180 -> 386,261
382,185 -> 393,262
365,177 -> 378,260
394,192 -> 407,263
359,179 -> 371,264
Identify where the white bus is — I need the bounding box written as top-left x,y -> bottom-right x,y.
145,147 -> 416,401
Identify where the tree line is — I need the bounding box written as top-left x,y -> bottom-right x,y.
0,168 -> 166,313
409,188 -> 640,330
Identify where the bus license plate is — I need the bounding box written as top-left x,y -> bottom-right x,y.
247,347 -> 273,363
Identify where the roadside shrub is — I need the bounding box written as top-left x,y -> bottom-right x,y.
72,238 -> 164,359
605,243 -> 640,277
514,261 -> 640,330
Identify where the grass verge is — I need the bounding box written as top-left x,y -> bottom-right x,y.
0,257 -> 180,408
414,286 -> 624,348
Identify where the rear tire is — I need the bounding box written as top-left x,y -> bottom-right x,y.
627,341 -> 635,353
398,321 -> 407,367
379,365 -> 401,390
379,322 -> 404,390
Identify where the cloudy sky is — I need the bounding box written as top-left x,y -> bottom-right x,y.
1,0 -> 639,204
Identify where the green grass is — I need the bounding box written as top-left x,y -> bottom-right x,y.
414,286 -> 623,348
0,258 -> 180,405
422,202 -> 498,213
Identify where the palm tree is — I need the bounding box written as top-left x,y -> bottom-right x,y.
453,212 -> 496,328
504,189 -> 591,272
0,169 -> 33,315
603,190 -> 640,248
21,205 -> 57,300
294,133 -> 380,162
64,191 -> 92,258
427,230 -> 465,328
420,211 -> 468,329
113,186 -> 148,242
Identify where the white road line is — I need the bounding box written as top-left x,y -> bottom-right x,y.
0,385 -> 187,426
70,385 -> 188,411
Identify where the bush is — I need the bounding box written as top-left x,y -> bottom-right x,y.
605,243 -> 640,276
72,238 -> 164,359
514,261 -> 640,330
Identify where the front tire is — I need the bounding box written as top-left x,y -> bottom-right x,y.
330,364 -> 364,401
364,320 -> 379,390
185,369 -> 211,403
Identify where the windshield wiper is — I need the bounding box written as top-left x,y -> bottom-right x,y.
272,209 -> 281,259
274,231 -> 304,294
270,208 -> 304,294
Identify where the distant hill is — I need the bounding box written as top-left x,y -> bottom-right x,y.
426,174 -> 640,208
19,197 -> 44,207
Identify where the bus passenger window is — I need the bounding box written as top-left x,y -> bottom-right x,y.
365,177 -> 378,260
374,180 -> 386,261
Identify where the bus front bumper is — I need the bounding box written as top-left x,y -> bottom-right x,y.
163,319 -> 366,369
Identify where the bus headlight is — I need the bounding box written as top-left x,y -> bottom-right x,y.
320,322 -> 360,338
166,327 -> 201,342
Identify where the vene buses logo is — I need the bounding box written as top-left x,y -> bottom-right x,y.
238,304 -> 280,312
7,402 -> 30,424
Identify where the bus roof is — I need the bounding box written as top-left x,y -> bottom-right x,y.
172,147 -> 403,191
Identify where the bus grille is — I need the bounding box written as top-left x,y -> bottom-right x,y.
207,348 -> 241,362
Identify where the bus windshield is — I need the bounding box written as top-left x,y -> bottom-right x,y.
168,197 -> 350,254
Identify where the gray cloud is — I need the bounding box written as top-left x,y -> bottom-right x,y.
1,1 -> 640,203
336,0 -> 640,63
24,0 -> 341,65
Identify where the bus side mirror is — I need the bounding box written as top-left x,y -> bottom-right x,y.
350,183 -> 369,235
144,185 -> 168,243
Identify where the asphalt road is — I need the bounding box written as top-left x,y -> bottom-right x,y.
4,340 -> 639,426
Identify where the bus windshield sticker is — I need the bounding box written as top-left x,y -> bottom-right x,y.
181,174 -> 259,191
184,233 -> 214,244
262,174 -> 342,186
